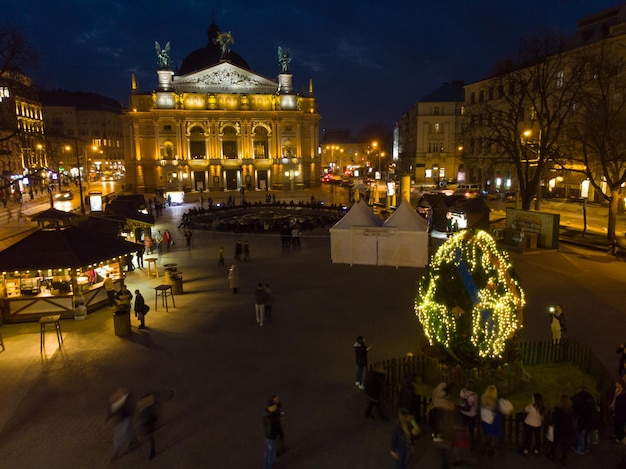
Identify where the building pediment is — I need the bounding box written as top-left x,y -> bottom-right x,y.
173,62 -> 277,94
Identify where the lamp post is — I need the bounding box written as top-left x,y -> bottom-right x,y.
65,144 -> 85,214
284,169 -> 299,192
433,164 -> 440,187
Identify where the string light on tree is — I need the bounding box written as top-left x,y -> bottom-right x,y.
415,230 -> 525,362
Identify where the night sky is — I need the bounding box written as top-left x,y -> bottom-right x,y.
4,0 -> 620,135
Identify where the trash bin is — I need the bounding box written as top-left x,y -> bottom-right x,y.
113,306 -> 131,337
171,274 -> 183,295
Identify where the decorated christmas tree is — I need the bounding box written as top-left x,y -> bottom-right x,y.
415,230 -> 525,364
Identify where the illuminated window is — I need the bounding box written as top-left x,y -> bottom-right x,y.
433,107 -> 440,116
433,123 -> 440,133
556,70 -> 564,88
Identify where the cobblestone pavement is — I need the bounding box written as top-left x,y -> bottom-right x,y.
0,188 -> 625,468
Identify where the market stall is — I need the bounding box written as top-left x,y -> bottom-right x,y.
0,225 -> 139,323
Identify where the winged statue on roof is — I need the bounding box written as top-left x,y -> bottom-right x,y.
155,41 -> 171,70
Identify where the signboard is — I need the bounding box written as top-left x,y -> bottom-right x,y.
89,191 -> 103,212
506,208 -> 560,249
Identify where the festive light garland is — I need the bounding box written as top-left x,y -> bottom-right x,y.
415,230 -> 525,361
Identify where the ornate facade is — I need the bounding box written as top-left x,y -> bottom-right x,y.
124,23 -> 320,194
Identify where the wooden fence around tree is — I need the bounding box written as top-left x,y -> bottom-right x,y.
371,338 -> 615,444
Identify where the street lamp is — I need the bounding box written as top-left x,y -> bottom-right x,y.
64,144 -> 85,214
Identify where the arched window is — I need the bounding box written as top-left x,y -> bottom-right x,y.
189,126 -> 205,159
222,126 -> 238,159
253,127 -> 269,158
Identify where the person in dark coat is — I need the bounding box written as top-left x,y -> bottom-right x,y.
134,289 -> 147,329
547,393 -> 576,464
137,392 -> 158,459
572,386 -> 597,454
397,374 -> 420,423
617,343 -> 626,377
263,397 -> 284,469
364,364 -> 387,420
354,336 -> 371,389
235,240 -> 243,262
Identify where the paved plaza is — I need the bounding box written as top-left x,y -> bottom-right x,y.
0,188 -> 625,468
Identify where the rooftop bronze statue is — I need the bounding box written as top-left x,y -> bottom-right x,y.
155,41 -> 171,70
217,31 -> 234,59
278,46 -> 291,74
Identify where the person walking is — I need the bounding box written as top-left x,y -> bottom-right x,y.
228,264 -> 239,294
235,240 -> 243,262
263,397 -> 283,469
137,392 -> 158,460
255,283 -> 266,327
617,343 -> 626,377
364,364 -> 387,420
354,336 -> 371,389
134,289 -> 148,329
107,387 -> 138,461
264,283 -> 274,323
217,246 -> 225,267
184,229 -> 192,249
522,393 -> 545,455
549,304 -> 566,343
243,241 -> 250,262
154,230 -> 163,256
163,229 -> 172,252
390,408 -> 420,469
103,273 -> 116,307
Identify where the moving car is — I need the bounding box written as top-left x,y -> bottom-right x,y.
54,190 -> 73,201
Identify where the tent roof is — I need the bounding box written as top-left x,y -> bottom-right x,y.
383,201 -> 429,230
331,200 -> 382,229
30,208 -> 77,222
0,226 -> 139,270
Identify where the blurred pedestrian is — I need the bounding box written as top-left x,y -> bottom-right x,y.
364,364 -> 387,420
218,246 -> 225,267
430,382 -> 455,442
235,240 -> 243,262
522,393 -> 545,455
228,264 -> 239,294
255,283 -> 266,326
184,229 -> 192,249
354,336 -> 371,389
137,392 -> 158,460
397,374 -> 420,424
243,241 -> 250,262
391,408 -> 420,469
264,283 -> 275,323
479,384 -> 504,457
572,386 -> 597,454
107,387 -> 138,461
547,393 -> 576,464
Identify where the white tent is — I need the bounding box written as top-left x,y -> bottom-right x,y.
330,200 -> 429,267
330,201 -> 382,265
379,201 -> 429,267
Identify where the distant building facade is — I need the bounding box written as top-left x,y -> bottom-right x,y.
395,80 -> 465,186
40,90 -> 125,180
123,23 -> 320,194
0,71 -> 46,192
320,129 -> 371,177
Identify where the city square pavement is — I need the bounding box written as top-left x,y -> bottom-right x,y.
0,187 -> 625,468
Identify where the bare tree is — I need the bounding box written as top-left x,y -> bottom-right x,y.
562,43 -> 626,241
463,32 -> 583,210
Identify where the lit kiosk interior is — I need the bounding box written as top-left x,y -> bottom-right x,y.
0,209 -> 138,323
